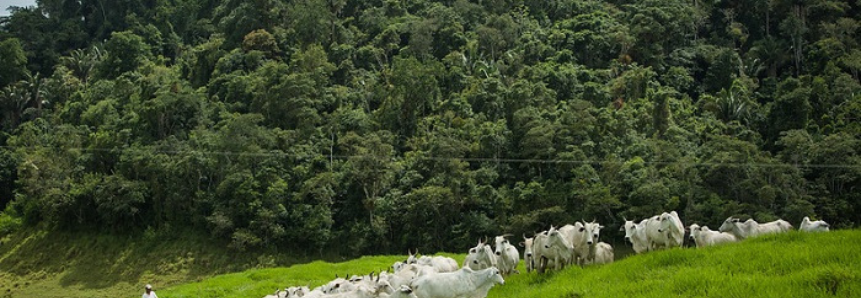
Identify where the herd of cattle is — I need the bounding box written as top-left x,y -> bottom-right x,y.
263,214 -> 830,298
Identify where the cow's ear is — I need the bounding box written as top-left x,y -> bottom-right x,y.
579,227 -> 585,232
599,225 -> 605,229
619,226 -> 625,232
518,241 -> 525,247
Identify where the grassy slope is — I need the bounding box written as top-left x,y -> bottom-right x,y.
0,229 -> 330,298
163,231 -> 861,298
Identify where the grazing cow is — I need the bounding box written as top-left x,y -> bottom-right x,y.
800,217 -> 830,232
463,238 -> 497,270
719,217 -> 792,240
688,224 -> 737,247
493,235 -> 520,275
410,267 -> 504,298
620,218 -> 651,254
534,226 -> 574,273
657,211 -> 685,248
518,235 -> 535,273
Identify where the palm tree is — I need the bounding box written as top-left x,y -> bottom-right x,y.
748,37 -> 789,78
60,46 -> 104,86
0,83 -> 32,131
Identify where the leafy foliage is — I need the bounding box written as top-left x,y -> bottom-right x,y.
0,0 -> 859,254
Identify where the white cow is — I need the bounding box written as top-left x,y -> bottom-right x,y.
406,249 -> 420,265
800,217 -> 830,232
556,223 -> 585,265
380,285 -> 419,298
589,242 -> 614,265
263,289 -> 285,298
313,282 -> 393,298
463,239 -> 497,270
657,211 -> 685,248
518,235 -> 534,273
321,276 -> 358,294
719,217 -> 793,240
379,269 -> 416,291
620,218 -> 651,254
302,288 -> 326,298
582,222 -> 613,265
417,256 -> 459,273
410,267 -> 504,298
565,221 -> 600,265
393,261 -> 406,272
285,286 -> 311,298
400,264 -> 436,278
642,215 -> 670,250
688,224 -> 737,247
493,235 -> 520,275
534,226 -> 574,273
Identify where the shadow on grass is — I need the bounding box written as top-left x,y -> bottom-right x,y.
0,228 -> 346,292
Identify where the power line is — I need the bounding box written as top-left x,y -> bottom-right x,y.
1,145 -> 860,169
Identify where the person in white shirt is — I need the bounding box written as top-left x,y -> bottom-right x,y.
143,284 -> 158,298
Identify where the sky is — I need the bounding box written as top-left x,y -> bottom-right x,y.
1,0 -> 37,17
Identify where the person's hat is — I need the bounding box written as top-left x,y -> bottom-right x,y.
145,284 -> 152,290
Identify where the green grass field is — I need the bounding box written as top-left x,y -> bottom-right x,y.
1,230 -> 859,298
163,230 -> 861,298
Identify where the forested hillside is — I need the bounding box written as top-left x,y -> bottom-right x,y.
0,0 -> 859,255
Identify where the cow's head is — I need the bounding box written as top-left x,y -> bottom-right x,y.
494,235 -> 510,255
406,249 -> 418,264
392,261 -> 405,272
486,267 -> 505,285
621,220 -> 637,243
391,285 -> 416,298
519,234 -> 533,258
657,212 -> 671,233
545,226 -> 571,249
719,217 -> 739,233
584,221 -> 603,246
687,224 -> 700,241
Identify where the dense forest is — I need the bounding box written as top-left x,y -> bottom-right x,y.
0,0 -> 859,255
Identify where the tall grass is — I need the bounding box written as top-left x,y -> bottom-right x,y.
162,231 -> 861,298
